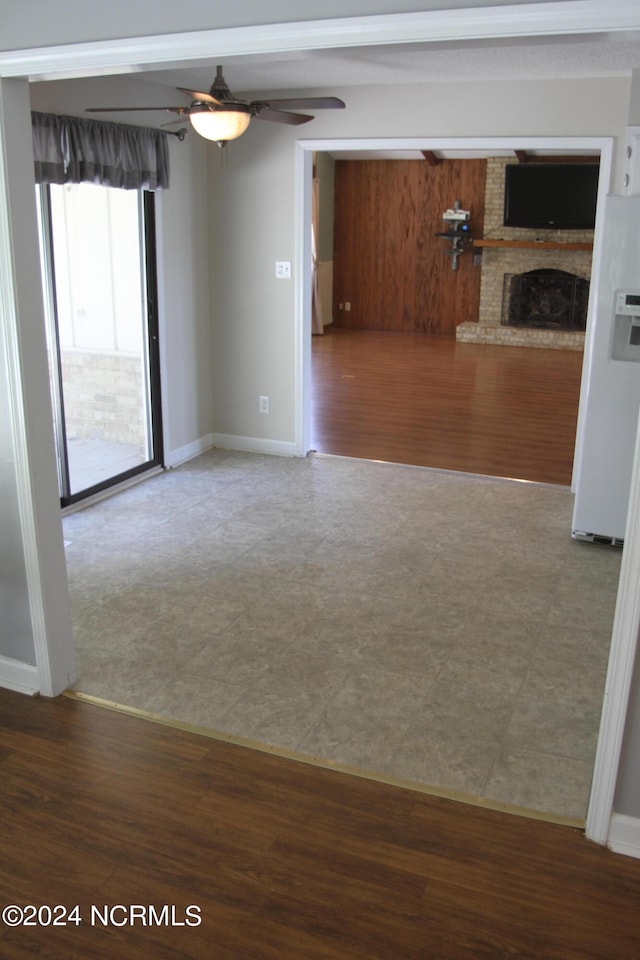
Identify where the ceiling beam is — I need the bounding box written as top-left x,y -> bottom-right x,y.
2,2 -> 639,81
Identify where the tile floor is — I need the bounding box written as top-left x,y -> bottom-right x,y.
65,449 -> 622,822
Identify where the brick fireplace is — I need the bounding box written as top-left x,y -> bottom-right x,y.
456,157 -> 594,351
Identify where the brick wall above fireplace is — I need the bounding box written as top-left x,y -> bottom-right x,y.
457,156 -> 595,351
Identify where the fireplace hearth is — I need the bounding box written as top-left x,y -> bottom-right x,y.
501,268 -> 589,331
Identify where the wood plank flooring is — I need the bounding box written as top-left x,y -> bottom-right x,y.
311,329 -> 583,486
1,688 -> 639,959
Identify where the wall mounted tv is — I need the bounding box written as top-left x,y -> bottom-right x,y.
503,162 -> 599,230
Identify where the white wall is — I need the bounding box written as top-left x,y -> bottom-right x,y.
611,71 -> 640,824
0,288 -> 34,665
208,122 -> 298,449
156,123 -> 215,463
629,70 -> 640,126
615,645 -> 640,817
315,151 -> 335,264
0,78 -> 74,695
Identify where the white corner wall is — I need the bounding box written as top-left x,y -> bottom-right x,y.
0,247 -> 34,669
0,78 -> 74,696
155,126 -> 216,466
603,71 -> 640,851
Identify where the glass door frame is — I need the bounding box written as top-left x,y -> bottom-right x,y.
37,184 -> 164,508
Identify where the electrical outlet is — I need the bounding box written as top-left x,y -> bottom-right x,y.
259,396 -> 270,414
275,261 -> 291,279
345,301 -> 351,311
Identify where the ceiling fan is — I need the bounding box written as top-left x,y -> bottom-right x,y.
87,65 -> 346,146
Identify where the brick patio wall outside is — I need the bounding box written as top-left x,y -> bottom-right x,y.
60,350 -> 146,447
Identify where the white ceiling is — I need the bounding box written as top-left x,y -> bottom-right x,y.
121,30 -> 639,161
138,32 -> 640,96
59,27 -> 630,162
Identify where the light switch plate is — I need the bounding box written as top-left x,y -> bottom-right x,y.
275,261 -> 291,279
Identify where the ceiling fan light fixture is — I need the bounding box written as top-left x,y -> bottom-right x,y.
87,67 -> 346,146
189,104 -> 251,144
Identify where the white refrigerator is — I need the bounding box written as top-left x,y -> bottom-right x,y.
572,194 -> 640,544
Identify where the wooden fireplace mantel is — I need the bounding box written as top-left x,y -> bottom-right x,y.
473,239 -> 593,251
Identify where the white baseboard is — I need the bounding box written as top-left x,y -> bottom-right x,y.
608,813 -> 640,859
210,433 -> 298,458
164,433 -> 216,468
149,431 -> 299,472
0,655 -> 40,696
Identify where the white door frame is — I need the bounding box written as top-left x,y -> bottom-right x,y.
1,2 -> 639,846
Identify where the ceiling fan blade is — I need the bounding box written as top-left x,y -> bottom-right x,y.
87,106 -> 188,115
254,108 -> 314,126
252,96 -> 346,111
176,87 -> 222,106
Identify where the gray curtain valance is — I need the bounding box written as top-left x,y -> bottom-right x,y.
32,112 -> 170,190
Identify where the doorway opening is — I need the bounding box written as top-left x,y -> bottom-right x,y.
304,142 -> 603,486
36,181 -> 163,507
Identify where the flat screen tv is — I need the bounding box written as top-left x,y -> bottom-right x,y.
503,162 -> 599,230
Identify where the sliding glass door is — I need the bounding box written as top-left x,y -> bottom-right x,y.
37,182 -> 163,506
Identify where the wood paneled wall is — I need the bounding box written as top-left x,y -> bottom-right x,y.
332,158 -> 487,336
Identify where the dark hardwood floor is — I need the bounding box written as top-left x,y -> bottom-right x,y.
1,688 -> 639,959
311,329 -> 584,486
